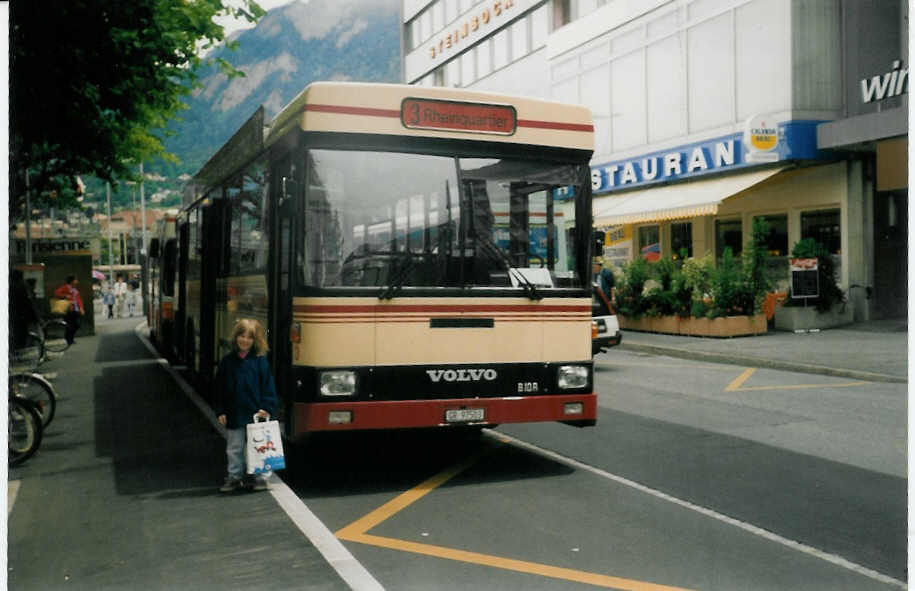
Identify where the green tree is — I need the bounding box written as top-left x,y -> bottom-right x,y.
10,0 -> 264,219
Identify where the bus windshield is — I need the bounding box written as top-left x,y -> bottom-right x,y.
301,149 -> 588,293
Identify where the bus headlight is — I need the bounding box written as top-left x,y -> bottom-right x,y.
557,365 -> 589,389
320,370 -> 357,397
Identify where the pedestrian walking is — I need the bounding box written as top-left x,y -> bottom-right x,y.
53,275 -> 85,345
114,275 -> 128,318
103,288 -> 115,319
213,318 -> 278,493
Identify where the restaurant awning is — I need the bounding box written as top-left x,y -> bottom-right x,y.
593,166 -> 787,226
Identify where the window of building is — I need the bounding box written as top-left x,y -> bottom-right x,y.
511,16 -> 529,61
638,225 -> 660,261
433,67 -> 445,86
554,0 -> 571,29
532,4 -> 550,48
432,1 -> 443,31
753,213 -> 788,279
421,10 -> 432,42
754,214 -> 788,257
801,209 -> 840,254
715,218 -> 742,258
493,28 -> 510,69
444,0 -> 457,23
670,222 -> 692,259
476,38 -> 492,77
461,50 -> 475,85
446,58 -> 461,87
575,0 -> 607,20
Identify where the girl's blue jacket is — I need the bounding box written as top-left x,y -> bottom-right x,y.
213,352 -> 278,429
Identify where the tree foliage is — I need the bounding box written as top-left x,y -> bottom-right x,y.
9,0 -> 264,218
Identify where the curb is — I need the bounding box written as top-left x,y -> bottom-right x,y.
619,342 -> 907,384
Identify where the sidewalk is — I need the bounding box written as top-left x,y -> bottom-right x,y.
7,316 -> 357,591
614,319 -> 908,383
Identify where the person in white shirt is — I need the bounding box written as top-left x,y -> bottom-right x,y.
114,276 -> 128,319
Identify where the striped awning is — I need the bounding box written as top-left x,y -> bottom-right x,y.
593,166 -> 787,226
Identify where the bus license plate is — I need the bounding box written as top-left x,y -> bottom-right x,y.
445,408 -> 485,423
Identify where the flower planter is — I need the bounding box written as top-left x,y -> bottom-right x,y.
773,305 -> 853,331
620,314 -> 767,337
649,316 -> 680,335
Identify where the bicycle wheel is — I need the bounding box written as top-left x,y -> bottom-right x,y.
43,319 -> 71,352
9,396 -> 43,466
9,373 -> 56,428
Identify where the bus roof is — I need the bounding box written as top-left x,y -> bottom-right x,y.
266,82 -> 593,152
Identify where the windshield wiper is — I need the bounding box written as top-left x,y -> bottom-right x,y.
476,235 -> 542,301
378,252 -> 414,300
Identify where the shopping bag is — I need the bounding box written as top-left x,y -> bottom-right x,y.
245,415 -> 285,474
49,298 -> 72,316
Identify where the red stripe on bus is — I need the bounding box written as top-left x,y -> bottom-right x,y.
304,103 -> 592,133
517,119 -> 594,132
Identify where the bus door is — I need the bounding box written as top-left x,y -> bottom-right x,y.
198,199 -> 228,392
268,153 -> 297,436
175,222 -> 189,363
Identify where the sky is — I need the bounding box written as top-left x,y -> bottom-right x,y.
216,0 -> 302,35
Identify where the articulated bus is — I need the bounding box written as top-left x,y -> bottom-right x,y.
156,82 -> 597,439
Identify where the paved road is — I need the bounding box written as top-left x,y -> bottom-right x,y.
292,349 -> 905,590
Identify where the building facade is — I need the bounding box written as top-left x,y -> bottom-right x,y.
401,0 -> 908,320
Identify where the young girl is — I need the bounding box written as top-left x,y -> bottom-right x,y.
214,318 -> 278,493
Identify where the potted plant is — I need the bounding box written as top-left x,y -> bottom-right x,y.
775,238 -> 851,330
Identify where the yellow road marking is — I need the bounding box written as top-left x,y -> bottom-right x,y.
733,381 -> 869,392
726,367 -> 756,391
341,532 -> 694,591
726,367 -> 869,392
336,441 -> 696,591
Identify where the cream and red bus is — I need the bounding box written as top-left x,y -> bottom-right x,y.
174,82 -> 597,438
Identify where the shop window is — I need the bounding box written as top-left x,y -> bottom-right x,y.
754,214 -> 788,279
670,222 -> 692,260
638,225 -> 660,261
801,209 -> 840,254
754,214 -> 788,256
715,218 -> 742,258
801,208 -> 842,283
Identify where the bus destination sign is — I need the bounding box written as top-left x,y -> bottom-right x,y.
401,98 -> 516,135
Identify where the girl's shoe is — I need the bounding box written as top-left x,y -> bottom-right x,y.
219,477 -> 243,493
251,477 -> 269,491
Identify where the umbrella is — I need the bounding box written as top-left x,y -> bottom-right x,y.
92,270 -> 106,281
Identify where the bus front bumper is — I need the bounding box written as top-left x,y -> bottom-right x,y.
293,393 -> 597,433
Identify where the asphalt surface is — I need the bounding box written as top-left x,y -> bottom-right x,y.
6,314 -> 908,590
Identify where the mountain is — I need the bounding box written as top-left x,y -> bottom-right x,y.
151,0 -> 401,197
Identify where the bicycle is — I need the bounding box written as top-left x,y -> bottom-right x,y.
9,393 -> 43,466
9,372 -> 57,428
9,318 -> 70,372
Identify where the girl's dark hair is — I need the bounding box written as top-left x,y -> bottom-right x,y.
65,275 -> 76,284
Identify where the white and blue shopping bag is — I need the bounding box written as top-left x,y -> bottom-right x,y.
245,415 -> 286,474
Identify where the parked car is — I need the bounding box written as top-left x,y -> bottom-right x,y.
592,282 -> 621,354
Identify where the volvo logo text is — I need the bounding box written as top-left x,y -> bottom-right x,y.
427,369 -> 497,382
